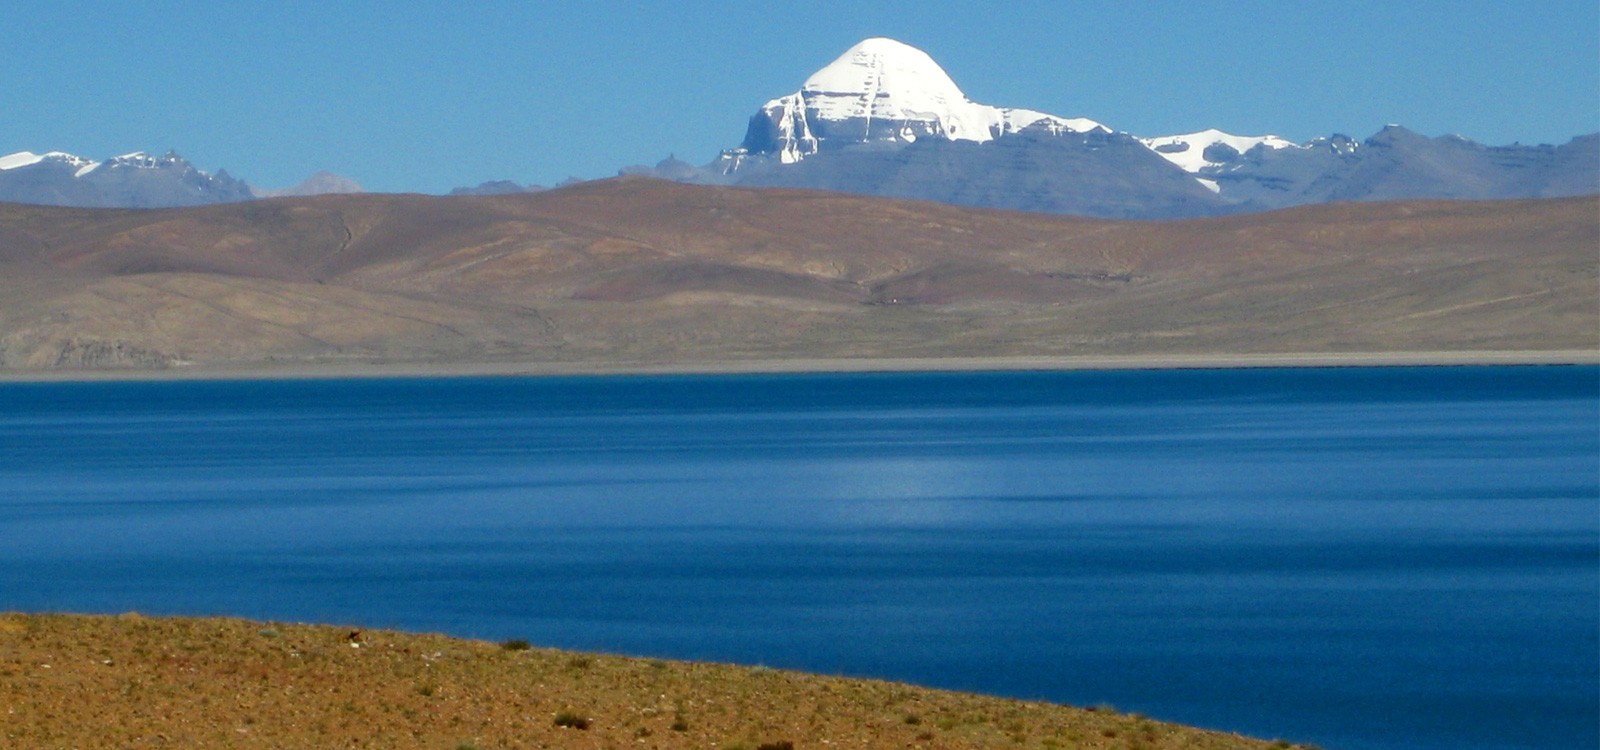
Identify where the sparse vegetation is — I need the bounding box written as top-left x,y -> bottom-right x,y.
553,711 -> 591,729
0,612 -> 1291,749
499,638 -> 530,651
0,189 -> 1590,374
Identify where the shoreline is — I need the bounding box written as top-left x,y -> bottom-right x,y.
0,349 -> 1595,383
1,612 -> 1287,749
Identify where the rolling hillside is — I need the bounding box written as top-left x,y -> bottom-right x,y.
0,178 -> 1593,371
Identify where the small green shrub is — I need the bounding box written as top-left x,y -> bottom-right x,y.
499,638 -> 531,651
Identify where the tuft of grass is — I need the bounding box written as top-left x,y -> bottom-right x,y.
567,655 -> 594,670
499,638 -> 531,651
257,628 -> 279,639
904,712 -> 922,725
553,711 -> 590,730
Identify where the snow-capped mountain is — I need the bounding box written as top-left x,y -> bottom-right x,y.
1139,129 -> 1303,193
0,149 -> 253,208
0,151 -> 99,175
612,37 -> 1595,219
724,37 -> 1106,169
1140,130 -> 1304,174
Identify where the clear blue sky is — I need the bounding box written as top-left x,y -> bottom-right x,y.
7,1 -> 1596,193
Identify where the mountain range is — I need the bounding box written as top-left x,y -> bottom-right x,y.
624,38 -> 1597,218
0,150 -> 365,208
2,37 -> 1594,217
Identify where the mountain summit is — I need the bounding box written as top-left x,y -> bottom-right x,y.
730,37 -> 1105,167
0,149 -> 253,208
603,37 -> 1597,218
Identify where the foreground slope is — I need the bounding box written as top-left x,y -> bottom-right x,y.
0,613 -> 1292,749
0,179 -> 1594,371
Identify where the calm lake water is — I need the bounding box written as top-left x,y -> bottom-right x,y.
0,366 -> 1595,750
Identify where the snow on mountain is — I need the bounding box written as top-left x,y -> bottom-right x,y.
734,37 -> 1106,164
0,150 -> 97,173
1139,129 -> 1303,174
0,149 -> 254,208
0,152 -> 47,171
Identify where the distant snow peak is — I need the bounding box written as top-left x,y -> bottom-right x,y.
0,148 -> 254,208
106,151 -> 191,170
1139,129 -> 1302,174
0,150 -> 96,172
0,151 -> 46,171
735,37 -> 1105,164
799,37 -> 997,142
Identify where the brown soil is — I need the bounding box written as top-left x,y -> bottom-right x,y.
0,182 -> 1593,372
0,613 -> 1300,750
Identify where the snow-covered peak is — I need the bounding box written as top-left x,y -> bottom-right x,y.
0,150 -> 96,171
106,151 -> 164,168
799,37 -> 999,141
0,151 -> 46,171
999,109 -> 1107,137
1140,129 -> 1302,173
736,37 -> 1105,164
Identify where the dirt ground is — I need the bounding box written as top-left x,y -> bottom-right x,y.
0,613 -> 1304,749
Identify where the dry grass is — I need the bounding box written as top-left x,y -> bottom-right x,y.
0,612 -> 1304,750
0,183 -> 1594,370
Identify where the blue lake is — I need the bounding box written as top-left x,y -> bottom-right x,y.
0,366 -> 1595,750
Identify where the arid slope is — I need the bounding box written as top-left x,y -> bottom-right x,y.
0,613 -> 1295,750
0,179 -> 1593,371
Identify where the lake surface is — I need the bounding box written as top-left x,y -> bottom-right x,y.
1,366 -> 1595,750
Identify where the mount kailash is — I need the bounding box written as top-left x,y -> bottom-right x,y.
622,37 -> 1596,219
2,37 -> 1592,217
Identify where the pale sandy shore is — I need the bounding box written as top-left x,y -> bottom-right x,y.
0,349 -> 1595,383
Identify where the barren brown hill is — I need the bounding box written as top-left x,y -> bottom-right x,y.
0,178 -> 1594,371
0,613 -> 1294,750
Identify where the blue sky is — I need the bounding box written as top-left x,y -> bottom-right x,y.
7,1 -> 1596,193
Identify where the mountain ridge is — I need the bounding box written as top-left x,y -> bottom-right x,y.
3,38 -> 1594,215
623,38 -> 1598,218
0,181 -> 1592,371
